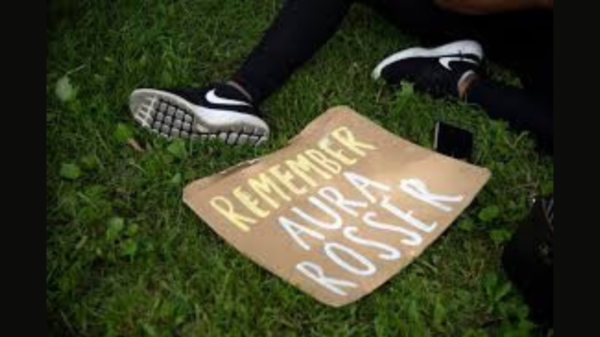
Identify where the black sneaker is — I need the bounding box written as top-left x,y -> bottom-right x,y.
129,83 -> 269,146
372,40 -> 483,97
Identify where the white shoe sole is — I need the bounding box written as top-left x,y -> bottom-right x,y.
371,40 -> 484,80
129,89 -> 269,146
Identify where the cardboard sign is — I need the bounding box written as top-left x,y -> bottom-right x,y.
183,106 -> 490,307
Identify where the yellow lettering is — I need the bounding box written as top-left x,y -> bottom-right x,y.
318,137 -> 357,166
269,165 -> 307,195
331,127 -> 377,157
248,173 -> 291,209
210,196 -> 256,232
233,186 -> 270,218
285,154 -> 333,187
305,149 -> 342,174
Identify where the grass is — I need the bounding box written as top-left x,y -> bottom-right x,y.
47,0 -> 553,336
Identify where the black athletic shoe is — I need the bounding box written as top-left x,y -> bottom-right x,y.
129,83 -> 269,146
372,40 -> 483,97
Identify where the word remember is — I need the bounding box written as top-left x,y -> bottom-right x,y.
210,127 -> 377,232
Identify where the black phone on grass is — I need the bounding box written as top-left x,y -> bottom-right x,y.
433,122 -> 473,162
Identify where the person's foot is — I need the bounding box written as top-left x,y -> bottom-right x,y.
372,40 -> 484,98
129,83 -> 269,146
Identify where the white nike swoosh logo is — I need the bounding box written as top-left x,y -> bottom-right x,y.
206,89 -> 251,107
439,56 -> 478,71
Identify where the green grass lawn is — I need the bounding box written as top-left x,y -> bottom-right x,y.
47,0 -> 553,335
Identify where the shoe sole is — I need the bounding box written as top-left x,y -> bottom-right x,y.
371,40 -> 484,80
129,89 -> 269,146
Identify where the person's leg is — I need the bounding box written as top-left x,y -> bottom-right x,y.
461,10 -> 553,153
465,76 -> 553,153
371,0 -> 552,79
459,10 -> 554,96
370,1 -> 553,152
232,0 -> 357,104
130,0 -> 361,145
366,0 -> 471,43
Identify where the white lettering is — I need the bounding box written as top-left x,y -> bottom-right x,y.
291,196 -> 343,230
343,226 -> 402,261
343,171 -> 392,203
279,216 -> 325,251
324,242 -> 377,276
400,179 -> 464,212
296,261 -> 358,296
363,211 -> 423,246
380,196 -> 438,233
319,187 -> 368,217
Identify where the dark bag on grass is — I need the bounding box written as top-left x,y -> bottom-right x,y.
502,196 -> 554,326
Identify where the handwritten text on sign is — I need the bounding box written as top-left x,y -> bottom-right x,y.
184,107 -> 489,306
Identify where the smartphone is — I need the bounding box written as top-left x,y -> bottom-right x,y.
433,122 -> 473,162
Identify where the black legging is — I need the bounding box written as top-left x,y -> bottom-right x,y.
233,0 -> 553,152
